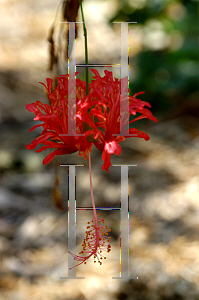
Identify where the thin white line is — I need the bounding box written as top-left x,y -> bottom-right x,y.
112,164 -> 137,166
113,22 -> 137,23
77,64 -> 121,67
76,207 -> 121,210
60,164 -> 84,166
60,21 -> 84,23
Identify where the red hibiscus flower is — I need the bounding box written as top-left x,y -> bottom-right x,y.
26,70 -> 157,171
83,69 -> 158,172
26,73 -> 93,164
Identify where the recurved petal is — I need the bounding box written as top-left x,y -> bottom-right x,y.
39,78 -> 53,95
124,128 -> 150,141
104,140 -> 121,155
26,103 -> 37,113
29,123 -> 43,132
102,150 -> 111,173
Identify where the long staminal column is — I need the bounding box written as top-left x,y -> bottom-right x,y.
68,151 -> 111,269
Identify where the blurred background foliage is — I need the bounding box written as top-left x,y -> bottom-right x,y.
0,1 -> 199,299
110,0 -> 198,117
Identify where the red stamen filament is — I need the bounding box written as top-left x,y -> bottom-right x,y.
68,152 -> 111,269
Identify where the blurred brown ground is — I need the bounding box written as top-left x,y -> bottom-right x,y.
0,0 -> 199,300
